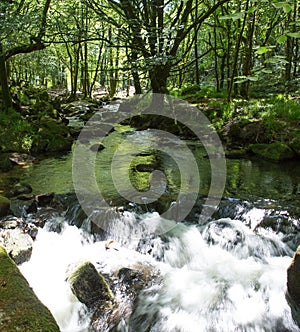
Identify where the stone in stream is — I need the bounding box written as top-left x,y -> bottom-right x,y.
0,228 -> 33,264
9,152 -> 36,166
7,182 -> 33,198
0,245 -> 60,331
66,261 -> 115,308
287,245 -> 300,327
35,192 -> 55,206
0,195 -> 11,218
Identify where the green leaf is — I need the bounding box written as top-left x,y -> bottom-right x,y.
220,12 -> 245,20
272,2 -> 292,14
262,69 -> 273,74
256,46 -> 271,55
248,76 -> 259,82
277,35 -> 287,43
248,6 -> 258,14
234,75 -> 258,84
287,32 -> 300,38
265,56 -> 288,64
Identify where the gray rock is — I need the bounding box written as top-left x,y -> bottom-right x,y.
0,228 -> 33,264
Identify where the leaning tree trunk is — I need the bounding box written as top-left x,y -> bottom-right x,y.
0,43 -> 12,110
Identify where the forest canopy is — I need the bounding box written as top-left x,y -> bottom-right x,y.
0,0 -> 299,109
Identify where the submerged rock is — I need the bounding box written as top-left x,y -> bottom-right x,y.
287,246 -> 300,327
0,245 -> 60,331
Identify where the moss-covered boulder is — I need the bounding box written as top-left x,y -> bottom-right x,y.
67,261 -> 114,308
0,195 -> 11,218
31,117 -> 73,154
46,134 -> 73,153
249,142 -> 295,161
0,246 -> 60,331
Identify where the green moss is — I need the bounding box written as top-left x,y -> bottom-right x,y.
0,246 -> 60,332
249,142 -> 295,161
290,136 -> 300,156
0,195 -> 10,217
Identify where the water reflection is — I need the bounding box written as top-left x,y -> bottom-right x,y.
0,128 -> 299,208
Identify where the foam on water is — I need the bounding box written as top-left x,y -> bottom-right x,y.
20,215 -> 299,332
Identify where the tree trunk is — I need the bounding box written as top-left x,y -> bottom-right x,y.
149,65 -> 170,94
0,43 -> 12,110
131,51 -> 142,94
240,6 -> 256,99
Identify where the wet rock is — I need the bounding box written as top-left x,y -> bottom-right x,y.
287,246 -> 300,304
203,219 -> 245,249
116,263 -> 158,300
0,245 -> 60,331
225,148 -> 248,159
46,134 -> 73,153
67,261 -> 114,308
0,195 -> 11,218
9,152 -> 35,165
249,142 -> 295,161
287,246 -> 300,326
31,117 -> 73,154
7,182 -> 32,198
90,143 -> 105,152
0,218 -> 19,230
35,192 -> 55,207
223,119 -> 269,146
0,228 -> 33,264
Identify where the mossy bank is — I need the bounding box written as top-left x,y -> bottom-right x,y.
0,246 -> 59,332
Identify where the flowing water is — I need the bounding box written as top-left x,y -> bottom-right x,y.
2,103 -> 300,331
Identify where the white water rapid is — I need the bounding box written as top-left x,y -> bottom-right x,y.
20,214 -> 299,332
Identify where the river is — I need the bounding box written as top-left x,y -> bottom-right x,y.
2,99 -> 300,331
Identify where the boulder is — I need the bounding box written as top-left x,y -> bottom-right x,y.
287,246 -> 300,305
9,153 -> 35,166
0,195 -> 11,218
67,261 -> 114,308
287,246 -> 300,327
7,182 -> 32,198
249,142 -> 295,161
46,134 -> 73,153
0,246 -> 60,331
0,228 -> 33,264
35,192 -> 55,207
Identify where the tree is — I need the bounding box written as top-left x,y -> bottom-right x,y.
86,0 -> 231,93
0,0 -> 51,109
